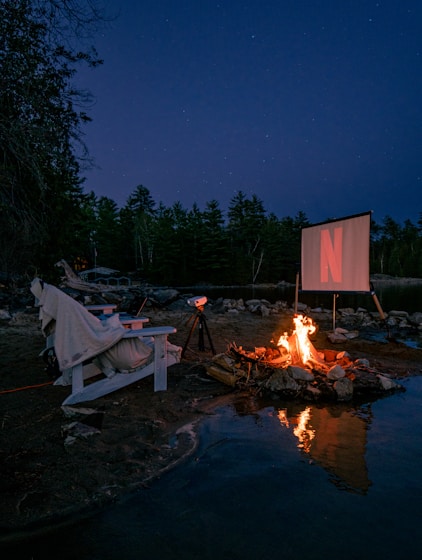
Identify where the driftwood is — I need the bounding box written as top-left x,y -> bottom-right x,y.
55,260 -> 123,293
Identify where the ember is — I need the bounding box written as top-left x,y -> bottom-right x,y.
205,314 -> 404,402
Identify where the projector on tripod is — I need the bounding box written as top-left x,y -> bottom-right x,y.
182,295 -> 215,358
187,296 -> 207,308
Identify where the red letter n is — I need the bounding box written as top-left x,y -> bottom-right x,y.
320,227 -> 343,283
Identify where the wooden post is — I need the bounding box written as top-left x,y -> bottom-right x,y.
371,290 -> 386,321
332,293 -> 337,331
294,271 -> 299,314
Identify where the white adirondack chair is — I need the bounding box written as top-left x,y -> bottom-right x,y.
30,278 -> 180,406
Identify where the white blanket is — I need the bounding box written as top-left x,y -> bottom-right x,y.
31,278 -> 126,370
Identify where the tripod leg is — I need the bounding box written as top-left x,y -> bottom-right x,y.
182,314 -> 200,358
198,317 -> 205,351
202,315 -> 216,355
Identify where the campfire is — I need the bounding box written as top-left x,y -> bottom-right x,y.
275,314 -> 327,371
205,314 -> 403,402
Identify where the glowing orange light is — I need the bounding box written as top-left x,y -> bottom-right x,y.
276,314 -> 320,367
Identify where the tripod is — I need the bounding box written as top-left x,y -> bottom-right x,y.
181,305 -> 216,358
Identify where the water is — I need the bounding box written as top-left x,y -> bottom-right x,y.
5,376 -> 422,559
182,282 -> 422,314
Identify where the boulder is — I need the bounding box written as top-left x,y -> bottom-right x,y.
264,369 -> 300,393
327,364 -> 346,380
334,377 -> 353,401
377,374 -> 402,391
408,312 -> 422,326
287,365 -> 314,381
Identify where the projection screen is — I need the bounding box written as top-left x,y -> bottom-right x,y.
301,212 -> 371,292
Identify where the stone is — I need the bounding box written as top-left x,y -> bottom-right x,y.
356,307 -> 368,313
336,350 -> 351,360
153,288 -> 179,305
344,330 -> 360,339
245,299 -> 262,307
264,370 -> 300,393
304,384 -> 322,399
377,374 -> 401,391
408,312 -> 422,326
354,358 -> 370,368
388,310 -> 409,318
334,377 -> 353,401
0,308 -> 12,320
287,365 -> 314,381
327,332 -> 348,343
338,307 -> 355,315
260,305 -> 270,317
227,308 -> 239,314
327,364 -> 346,380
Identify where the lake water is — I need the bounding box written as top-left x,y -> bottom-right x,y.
6,376 -> 422,560
181,282 -> 422,314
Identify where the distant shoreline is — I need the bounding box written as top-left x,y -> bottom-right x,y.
175,275 -> 422,291
369,274 -> 422,285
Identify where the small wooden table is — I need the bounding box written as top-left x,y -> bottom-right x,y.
85,303 -> 117,315
119,316 -> 150,329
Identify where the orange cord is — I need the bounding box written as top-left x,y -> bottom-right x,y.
0,381 -> 54,395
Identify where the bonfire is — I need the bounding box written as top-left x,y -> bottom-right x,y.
205,314 -> 403,402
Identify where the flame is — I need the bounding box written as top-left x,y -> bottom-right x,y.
293,407 -> 315,453
276,314 -> 319,367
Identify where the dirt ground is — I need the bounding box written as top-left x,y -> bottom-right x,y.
1,305 -> 421,541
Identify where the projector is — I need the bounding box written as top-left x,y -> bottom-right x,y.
187,295 -> 207,308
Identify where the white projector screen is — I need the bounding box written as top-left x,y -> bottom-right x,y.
301,212 -> 371,292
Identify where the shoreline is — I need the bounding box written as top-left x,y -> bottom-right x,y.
1,301 -> 422,542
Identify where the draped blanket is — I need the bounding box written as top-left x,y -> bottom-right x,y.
30,278 -> 129,370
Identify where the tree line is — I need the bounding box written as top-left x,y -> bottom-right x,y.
1,1 -> 421,285
53,185 -> 422,285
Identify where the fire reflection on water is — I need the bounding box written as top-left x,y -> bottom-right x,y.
276,404 -> 372,494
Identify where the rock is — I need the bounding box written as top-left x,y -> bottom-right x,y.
303,384 -> 322,400
327,364 -> 346,380
264,369 -> 300,393
260,305 -> 270,317
377,374 -> 402,391
408,312 -> 422,326
210,298 -> 227,313
327,332 -> 348,343
389,310 -> 409,318
227,308 -> 240,314
343,330 -> 360,339
245,299 -> 262,307
62,421 -> 101,445
334,377 -> 353,401
0,308 -> 12,320
354,358 -> 370,368
287,365 -> 314,381
338,307 -> 355,315
152,288 -> 179,305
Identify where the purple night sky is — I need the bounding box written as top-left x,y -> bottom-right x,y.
75,0 -> 421,224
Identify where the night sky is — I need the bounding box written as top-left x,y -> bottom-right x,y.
76,0 -> 421,224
